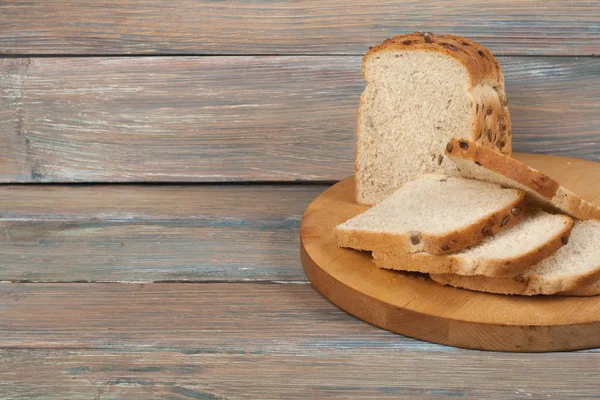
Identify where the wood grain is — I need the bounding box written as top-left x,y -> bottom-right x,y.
1,56 -> 599,182
301,154 -> 600,351
1,283 -> 599,399
2,348 -> 600,399
1,1 -> 598,55
0,282 -> 423,351
0,185 -> 324,282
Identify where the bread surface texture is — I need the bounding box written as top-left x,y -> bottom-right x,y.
336,174 -> 526,255
356,32 -> 511,205
374,210 -> 573,277
431,220 -> 600,295
561,280 -> 600,296
445,137 -> 600,220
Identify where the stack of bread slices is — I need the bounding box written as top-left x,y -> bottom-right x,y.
336,33 -> 600,296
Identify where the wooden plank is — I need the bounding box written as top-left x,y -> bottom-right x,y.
1,1 -> 598,56
0,185 -> 324,282
1,56 -> 599,182
1,283 -> 599,399
1,152 -> 598,284
0,282 -> 429,350
0,56 -> 361,182
2,349 -> 600,399
0,282 -> 598,354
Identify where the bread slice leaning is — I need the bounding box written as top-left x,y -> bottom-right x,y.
445,137 -> 600,220
355,32 -> 511,205
336,174 -> 527,255
431,220 -> 600,295
373,210 -> 573,277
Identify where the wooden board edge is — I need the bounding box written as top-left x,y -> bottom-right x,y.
300,220 -> 600,352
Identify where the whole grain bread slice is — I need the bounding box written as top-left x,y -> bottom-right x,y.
430,220 -> 600,295
373,210 -> 573,277
355,33 -> 511,205
445,137 -> 600,220
335,173 -> 526,255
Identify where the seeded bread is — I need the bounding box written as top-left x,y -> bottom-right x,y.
431,220 -> 600,295
336,174 -> 526,255
373,210 -> 573,277
356,32 -> 511,205
445,137 -> 600,220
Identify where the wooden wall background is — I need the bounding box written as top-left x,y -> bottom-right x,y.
0,1 -> 599,183
1,1 -> 599,398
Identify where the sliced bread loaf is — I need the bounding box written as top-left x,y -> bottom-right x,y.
373,210 -> 573,277
430,220 -> 600,295
336,174 -> 526,255
445,137 -> 600,220
356,33 -> 511,205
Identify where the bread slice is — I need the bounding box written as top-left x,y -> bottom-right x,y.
356,32 -> 511,205
561,280 -> 600,297
373,210 -> 573,277
431,220 -> 600,295
336,174 -> 526,255
445,137 -> 600,220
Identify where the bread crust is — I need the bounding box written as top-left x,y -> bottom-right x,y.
445,137 -> 600,220
431,266 -> 600,296
355,33 -> 511,205
373,214 -> 573,277
336,189 -> 528,255
561,280 -> 600,296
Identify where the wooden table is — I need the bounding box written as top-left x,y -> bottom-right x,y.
1,2 -> 599,398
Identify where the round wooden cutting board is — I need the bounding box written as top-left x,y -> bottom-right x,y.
300,153 -> 600,352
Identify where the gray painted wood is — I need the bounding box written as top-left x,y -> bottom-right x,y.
1,56 -> 598,183
2,2 -> 598,397
0,282 -> 413,351
2,349 -> 600,399
0,185 -> 325,282
1,1 -> 598,55
2,152 -> 599,283
1,283 -> 599,399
